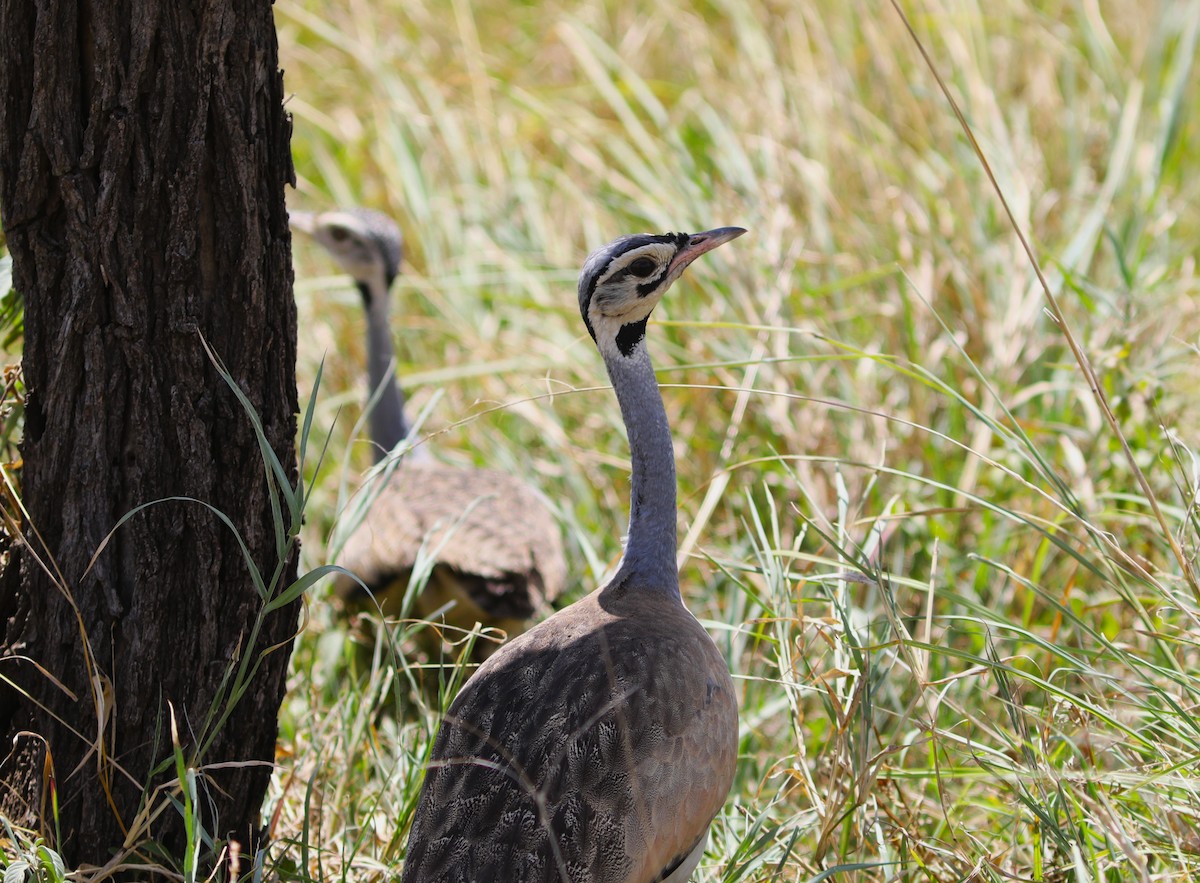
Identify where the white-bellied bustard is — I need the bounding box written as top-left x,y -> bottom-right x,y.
292,208 -> 566,662
401,227 -> 746,882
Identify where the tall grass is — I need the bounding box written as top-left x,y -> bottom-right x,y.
274,0 -> 1200,879
3,0 -> 1197,879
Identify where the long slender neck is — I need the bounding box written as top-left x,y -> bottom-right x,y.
601,340 -> 681,601
360,280 -> 411,463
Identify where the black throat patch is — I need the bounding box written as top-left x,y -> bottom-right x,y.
615,317 -> 648,356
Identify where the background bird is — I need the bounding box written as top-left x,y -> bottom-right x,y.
291,207 -> 566,663
401,226 -> 745,882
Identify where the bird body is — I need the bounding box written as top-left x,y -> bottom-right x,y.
401,227 -> 745,883
291,208 -> 565,658
403,588 -> 736,883
335,459 -> 565,639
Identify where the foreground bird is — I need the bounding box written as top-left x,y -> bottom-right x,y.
291,208 -> 566,660
401,227 -> 746,883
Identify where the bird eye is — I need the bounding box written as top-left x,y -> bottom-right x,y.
329,227 -> 350,242
628,256 -> 658,278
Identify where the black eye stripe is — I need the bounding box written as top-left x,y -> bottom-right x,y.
636,267 -> 671,296
607,256 -> 662,285
590,253 -> 670,299
578,232 -> 688,327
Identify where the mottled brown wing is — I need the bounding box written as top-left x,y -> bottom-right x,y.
333,461 -> 566,618
400,590 -> 738,883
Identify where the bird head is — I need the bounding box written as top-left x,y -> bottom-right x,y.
290,208 -> 404,305
577,227 -> 746,359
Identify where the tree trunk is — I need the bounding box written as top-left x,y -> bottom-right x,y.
0,0 -> 298,871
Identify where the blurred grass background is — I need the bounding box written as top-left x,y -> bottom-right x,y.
2,0 -> 1198,879
277,0 -> 1200,879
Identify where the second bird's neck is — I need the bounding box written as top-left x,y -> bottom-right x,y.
360,281 -> 412,463
602,341 -> 682,601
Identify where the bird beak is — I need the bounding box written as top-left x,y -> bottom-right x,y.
667,226 -> 748,277
289,210 -> 317,236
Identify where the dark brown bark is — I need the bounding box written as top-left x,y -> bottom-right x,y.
0,0 -> 298,871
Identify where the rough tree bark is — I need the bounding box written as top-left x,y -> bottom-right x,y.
0,0 -> 299,870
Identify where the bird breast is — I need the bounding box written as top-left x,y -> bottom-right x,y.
401,589 -> 738,883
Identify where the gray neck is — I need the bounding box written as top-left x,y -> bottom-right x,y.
360,281 -> 410,463
601,340 -> 681,600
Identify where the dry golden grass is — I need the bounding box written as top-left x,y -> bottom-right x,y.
272,0 -> 1200,879
3,0 -> 1197,879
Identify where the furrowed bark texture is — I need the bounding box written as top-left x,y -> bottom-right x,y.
0,0 -> 298,867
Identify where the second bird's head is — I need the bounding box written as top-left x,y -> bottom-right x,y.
578,227 -> 747,359
291,208 -> 404,306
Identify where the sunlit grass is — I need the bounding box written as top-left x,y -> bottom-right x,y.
272,0 -> 1200,879
3,0 -> 1194,879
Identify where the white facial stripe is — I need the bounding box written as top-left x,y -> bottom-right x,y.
309,212 -> 392,297
599,243 -> 676,286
